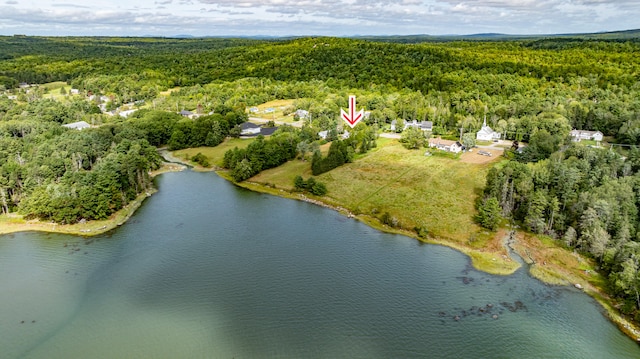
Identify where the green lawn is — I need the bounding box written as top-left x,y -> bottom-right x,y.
41,82 -> 73,101
172,138 -> 255,168
248,99 -> 301,124
251,140 -> 488,245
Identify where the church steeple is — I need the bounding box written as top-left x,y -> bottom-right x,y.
482,114 -> 487,128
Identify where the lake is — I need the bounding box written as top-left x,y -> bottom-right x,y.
2,170 -> 639,358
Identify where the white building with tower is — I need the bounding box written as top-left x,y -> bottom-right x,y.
476,116 -> 501,141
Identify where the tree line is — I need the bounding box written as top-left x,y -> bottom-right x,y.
2,36 -> 640,145
479,143 -> 640,319
0,95 -> 247,222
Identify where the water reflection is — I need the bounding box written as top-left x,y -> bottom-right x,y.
2,170 -> 639,358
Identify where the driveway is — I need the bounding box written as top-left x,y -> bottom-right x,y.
249,116 -> 304,128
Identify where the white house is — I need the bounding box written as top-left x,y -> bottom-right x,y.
62,121 -> 91,130
476,116 -> 501,141
570,129 -> 603,142
428,137 -> 463,153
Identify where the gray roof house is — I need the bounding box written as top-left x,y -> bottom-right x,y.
240,122 -> 262,136
404,120 -> 433,131
240,122 -> 279,137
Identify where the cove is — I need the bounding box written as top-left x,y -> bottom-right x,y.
2,170 -> 639,358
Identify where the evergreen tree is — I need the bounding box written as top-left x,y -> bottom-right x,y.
476,197 -> 501,230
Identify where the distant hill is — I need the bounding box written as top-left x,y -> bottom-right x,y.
355,29 -> 640,43
556,28 -> 640,40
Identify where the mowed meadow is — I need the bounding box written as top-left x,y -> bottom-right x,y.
245,138 -> 496,245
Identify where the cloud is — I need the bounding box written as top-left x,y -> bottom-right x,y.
51,3 -> 91,9
0,0 -> 638,36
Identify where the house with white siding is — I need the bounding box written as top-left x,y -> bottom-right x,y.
570,129 -> 603,142
428,137 -> 463,153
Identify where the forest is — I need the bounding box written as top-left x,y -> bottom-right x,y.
1,34 -> 640,319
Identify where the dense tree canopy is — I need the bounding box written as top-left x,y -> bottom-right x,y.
481,144 -> 640,318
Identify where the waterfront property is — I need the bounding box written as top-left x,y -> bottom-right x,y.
2,170 -> 639,359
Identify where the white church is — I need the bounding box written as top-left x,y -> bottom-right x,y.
476,116 -> 501,141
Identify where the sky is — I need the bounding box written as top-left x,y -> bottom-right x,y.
0,0 -> 638,37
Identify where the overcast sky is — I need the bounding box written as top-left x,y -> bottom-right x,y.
0,0 -> 638,37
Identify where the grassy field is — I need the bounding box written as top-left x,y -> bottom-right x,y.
172,138 -> 255,168
254,140 -> 486,242
239,139 -> 518,274
180,137 -> 517,273
158,87 -> 181,96
41,82 -> 73,101
248,99 -> 301,124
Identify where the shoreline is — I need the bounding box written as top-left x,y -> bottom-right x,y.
235,177 -> 521,276
0,190 -> 154,237
219,171 -> 640,343
0,162 -> 185,237
166,150 -> 640,342
2,153 -> 639,343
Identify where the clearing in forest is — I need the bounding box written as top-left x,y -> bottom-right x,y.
248,99 -> 298,123
250,139 -> 492,245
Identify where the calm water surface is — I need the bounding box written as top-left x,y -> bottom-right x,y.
2,171 -> 639,358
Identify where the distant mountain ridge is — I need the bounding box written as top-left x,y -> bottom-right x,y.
351,28 -> 640,42
166,29 -> 640,42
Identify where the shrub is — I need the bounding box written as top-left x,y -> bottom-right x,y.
292,176 -> 327,196
380,211 -> 399,228
294,175 -> 305,191
310,181 -> 327,196
414,225 -> 429,238
192,152 -> 210,167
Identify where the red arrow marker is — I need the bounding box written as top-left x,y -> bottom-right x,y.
341,95 -> 364,128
